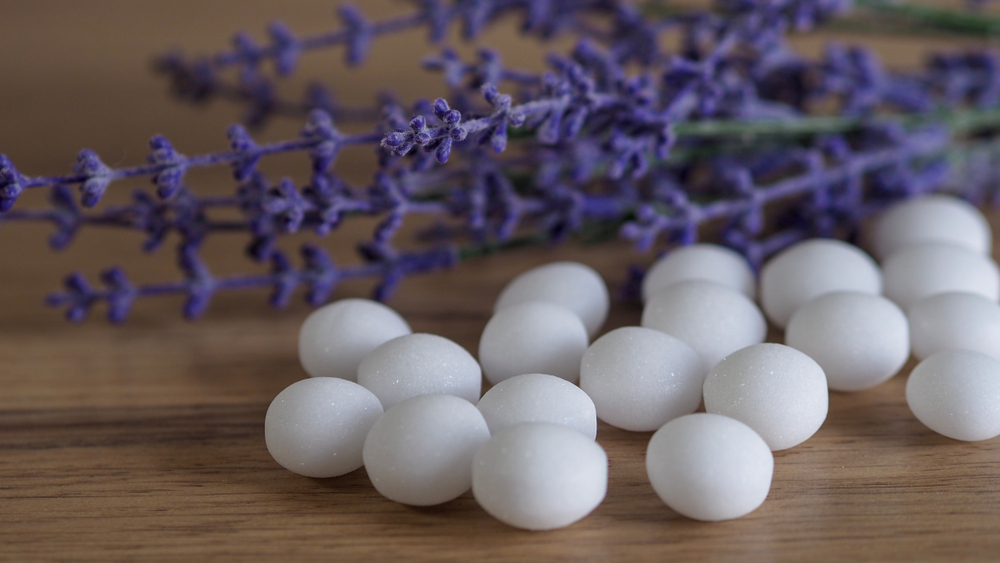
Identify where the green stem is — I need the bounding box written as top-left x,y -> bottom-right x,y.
854,0 -> 1000,37
456,232 -> 553,260
511,106 -> 1000,150
674,106 -> 1000,139
641,0 -> 1000,38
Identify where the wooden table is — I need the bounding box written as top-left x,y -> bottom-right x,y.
1,2 -> 998,560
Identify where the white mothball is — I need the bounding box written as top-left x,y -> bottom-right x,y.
264,377 -> 383,478
882,242 -> 1000,312
641,280 -> 767,373
785,292 -> 910,392
759,239 -> 882,329
578,326 -> 703,432
357,333 -> 481,410
476,373 -> 598,439
906,350 -> 1000,442
870,194 -> 992,262
703,343 -> 828,451
363,394 -> 491,506
641,243 -> 757,302
298,298 -> 411,381
646,414 -> 773,522
472,423 -> 608,531
493,261 -> 610,338
909,292 -> 1000,362
478,302 -> 589,385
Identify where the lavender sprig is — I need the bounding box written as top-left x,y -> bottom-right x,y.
0,110 -> 378,211
40,121 -> 1000,322
11,0 -> 1000,325
155,1 -> 629,125
44,243 -> 461,323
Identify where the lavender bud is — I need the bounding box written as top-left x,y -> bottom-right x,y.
432,98 -> 451,119
436,136 -> 453,164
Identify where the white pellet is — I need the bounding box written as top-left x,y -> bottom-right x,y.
882,242 -> 1000,312
646,413 -> 773,521
906,350 -> 1000,442
909,292 -> 1000,362
578,326 -> 703,432
870,194 -> 992,262
472,422 -> 607,531
641,243 -> 757,302
357,333 -> 481,410
494,261 -> 609,338
298,298 -> 411,381
759,238 -> 882,329
785,291 -> 909,392
476,373 -> 598,439
264,377 -> 383,478
363,394 -> 491,506
478,302 -> 589,385
703,343 -> 828,451
641,280 -> 767,373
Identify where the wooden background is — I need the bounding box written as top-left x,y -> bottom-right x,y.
1,1 -> 998,561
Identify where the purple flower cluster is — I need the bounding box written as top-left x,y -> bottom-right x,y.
3,0 -> 1000,322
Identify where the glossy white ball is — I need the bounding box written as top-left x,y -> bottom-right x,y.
703,343 -> 828,451
479,302 -> 589,385
641,243 -> 756,302
363,394 -> 491,505
579,326 -> 703,432
476,373 -> 598,439
641,280 -> 767,373
882,242 -> 1000,312
646,413 -> 773,521
906,350 -> 1000,441
785,292 -> 909,392
870,194 -> 992,262
494,261 -> 609,338
298,298 -> 411,381
472,423 -> 608,530
264,377 -> 383,478
760,239 -> 882,329
357,333 -> 481,410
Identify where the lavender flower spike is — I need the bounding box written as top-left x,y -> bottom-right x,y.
381,84 -> 534,163
0,109 -> 382,211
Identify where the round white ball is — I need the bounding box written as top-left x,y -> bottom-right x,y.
494,261 -> 609,338
642,243 -> 757,302
363,394 -> 491,505
882,242 -> 1000,312
909,292 -> 1000,362
785,292 -> 909,392
641,280 -> 767,372
579,326 -> 703,432
760,239 -> 882,329
298,298 -> 411,381
870,194 -> 992,262
472,422 -> 607,531
357,333 -> 481,410
906,350 -> 1000,442
646,413 -> 773,521
264,377 -> 384,478
703,343 -> 828,451
477,373 -> 598,439
479,302 -> 589,385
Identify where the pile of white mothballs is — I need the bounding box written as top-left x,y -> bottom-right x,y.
265,194 -> 1000,530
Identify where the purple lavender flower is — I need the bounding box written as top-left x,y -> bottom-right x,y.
8,0 -> 1000,323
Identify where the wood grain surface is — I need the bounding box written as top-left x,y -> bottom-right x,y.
1,2 -> 999,561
